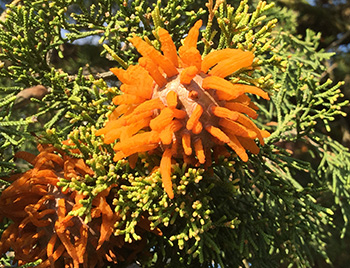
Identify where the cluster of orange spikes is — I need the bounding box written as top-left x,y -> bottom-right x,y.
0,145 -> 161,268
96,20 -> 270,199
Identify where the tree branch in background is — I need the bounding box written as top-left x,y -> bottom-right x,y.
14,85 -> 48,108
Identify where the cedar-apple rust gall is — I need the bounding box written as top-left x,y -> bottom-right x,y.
0,145 -> 161,267
96,20 -> 270,199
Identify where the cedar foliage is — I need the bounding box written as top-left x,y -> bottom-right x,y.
0,0 -> 349,267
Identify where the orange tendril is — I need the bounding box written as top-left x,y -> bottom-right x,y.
202,76 -> 244,100
160,120 -> 183,145
182,132 -> 192,155
201,48 -> 247,73
226,133 -> 249,162
158,28 -> 179,67
179,46 -> 202,70
205,125 -> 230,143
237,136 -> 260,154
208,50 -> 254,78
166,90 -> 178,108
180,66 -> 199,85
194,138 -> 205,164
139,56 -> 167,87
130,36 -> 178,77
160,148 -> 174,199
150,107 -> 175,131
182,20 -> 202,48
224,102 -> 258,119
112,94 -> 145,105
211,106 -> 239,121
186,104 -> 203,131
219,119 -> 257,139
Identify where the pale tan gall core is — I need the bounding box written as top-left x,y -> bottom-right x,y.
152,68 -> 225,155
